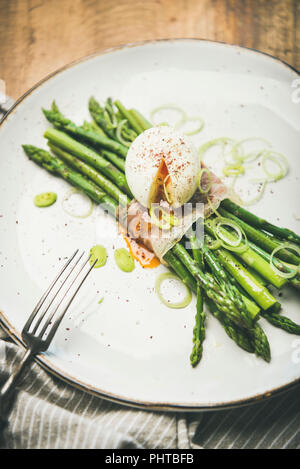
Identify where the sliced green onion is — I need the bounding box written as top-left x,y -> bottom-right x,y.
150,206 -> 180,230
206,197 -> 221,217
215,222 -> 242,247
150,105 -> 204,135
261,151 -> 288,182
198,137 -> 234,161
62,188 -> 94,219
231,138 -> 271,163
150,105 -> 187,127
270,243 -> 300,279
222,163 -> 245,177
198,135 -> 289,207
104,109 -> 117,130
150,206 -> 172,230
175,116 -> 204,136
98,297 -> 104,304
212,216 -> 248,253
206,238 -> 222,250
162,210 -> 180,227
163,174 -> 172,204
155,273 -> 192,309
89,245 -> 107,268
198,168 -> 212,194
104,99 -> 118,128
116,119 -> 132,147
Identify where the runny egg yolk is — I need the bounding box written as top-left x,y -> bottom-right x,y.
123,235 -> 160,269
148,158 -> 172,206
119,225 -> 160,269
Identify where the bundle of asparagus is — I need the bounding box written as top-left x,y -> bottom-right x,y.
23,98 -> 300,368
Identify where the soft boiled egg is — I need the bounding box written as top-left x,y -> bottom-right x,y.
125,126 -> 200,208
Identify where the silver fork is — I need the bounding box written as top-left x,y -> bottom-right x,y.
0,249 -> 97,419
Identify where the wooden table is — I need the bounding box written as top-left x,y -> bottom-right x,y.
0,0 -> 299,100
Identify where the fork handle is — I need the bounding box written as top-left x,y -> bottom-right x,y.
0,349 -> 33,419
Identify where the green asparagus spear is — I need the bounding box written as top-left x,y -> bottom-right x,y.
165,248 -> 256,356
205,297 -> 255,354
89,97 -> 138,144
43,101 -> 128,157
190,284 -> 206,367
261,311 -> 300,335
81,120 -> 107,136
166,241 -> 269,359
163,250 -> 198,293
189,236 -> 206,367
218,207 -> 300,265
249,241 -> 300,290
101,150 -> 126,172
114,100 -> 144,134
22,145 -> 117,216
192,236 -> 270,361
218,267 -> 261,318
189,235 -> 205,269
183,237 -> 259,320
252,323 -> 271,362
171,243 -> 250,329
48,143 -> 129,205
82,120 -> 126,172
197,237 -> 256,326
221,199 -> 300,245
129,109 -> 152,132
44,128 -> 132,197
205,218 -> 287,289
88,97 -> 117,139
209,294 -> 270,362
246,266 -> 269,286
211,247 -> 279,311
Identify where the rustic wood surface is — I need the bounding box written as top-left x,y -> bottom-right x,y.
0,0 -> 299,100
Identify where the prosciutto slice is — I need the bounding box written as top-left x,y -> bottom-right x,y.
119,164 -> 228,263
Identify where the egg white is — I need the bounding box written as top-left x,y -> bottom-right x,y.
125,126 -> 200,208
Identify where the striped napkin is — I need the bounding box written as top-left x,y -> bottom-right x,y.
1,325 -> 299,449
0,330 -> 203,449
0,97 -> 299,449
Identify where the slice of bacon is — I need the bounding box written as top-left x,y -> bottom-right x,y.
119,164 -> 228,262
193,162 -> 228,215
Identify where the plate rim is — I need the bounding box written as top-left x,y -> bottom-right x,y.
0,38 -> 299,411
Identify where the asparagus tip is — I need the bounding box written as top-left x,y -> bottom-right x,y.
22,144 -> 37,157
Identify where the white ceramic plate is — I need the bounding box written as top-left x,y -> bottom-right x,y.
0,40 -> 300,411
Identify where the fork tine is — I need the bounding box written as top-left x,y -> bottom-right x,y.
23,249 -> 79,333
38,253 -> 92,338
30,251 -> 85,335
42,257 -> 98,346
